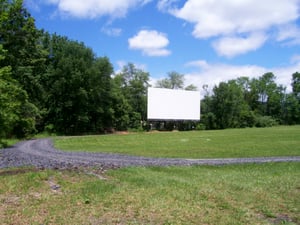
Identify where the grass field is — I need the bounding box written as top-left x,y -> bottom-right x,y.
55,126 -> 300,158
0,163 -> 299,224
1,126 -> 299,224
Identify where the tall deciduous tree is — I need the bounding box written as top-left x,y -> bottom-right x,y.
0,0 -> 47,108
292,72 -> 300,100
155,71 -> 197,90
155,78 -> 172,89
43,34 -> 114,134
87,56 -> 114,132
0,45 -> 37,144
211,80 -> 249,129
111,75 -> 131,131
114,63 -> 150,129
156,71 -> 184,89
281,93 -> 300,125
168,71 -> 184,89
200,85 -> 217,130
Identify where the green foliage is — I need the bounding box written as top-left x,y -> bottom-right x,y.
254,115 -> 278,128
184,83 -> 198,91
282,93 -> 300,124
155,71 -> 198,90
113,63 -> 150,129
0,45 -> 37,141
292,72 -> 300,100
167,71 -> 184,89
0,0 -> 47,107
195,123 -> 206,130
40,34 -> 115,134
0,0 -> 43,138
201,73 -> 300,129
1,0 -> 300,137
87,57 -> 114,132
239,109 -> 256,128
211,80 -> 249,129
155,77 -> 172,89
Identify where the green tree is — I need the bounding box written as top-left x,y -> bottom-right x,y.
42,34 -> 115,134
114,63 -> 150,129
155,71 -> 184,89
156,71 -> 197,90
200,85 -> 216,130
0,45 -> 37,145
280,72 -> 300,125
0,0 -> 47,107
43,35 -> 93,134
156,78 -> 172,89
281,93 -> 300,125
168,71 -> 184,89
250,73 -> 285,122
185,84 -> 198,91
111,75 -> 131,131
87,57 -> 114,132
292,72 -> 300,100
211,80 -> 249,129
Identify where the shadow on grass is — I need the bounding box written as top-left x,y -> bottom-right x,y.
0,167 -> 42,176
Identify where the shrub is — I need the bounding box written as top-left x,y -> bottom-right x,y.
255,116 -> 278,127
195,123 -> 206,130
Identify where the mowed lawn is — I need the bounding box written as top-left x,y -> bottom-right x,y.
0,163 -> 299,224
55,126 -> 300,158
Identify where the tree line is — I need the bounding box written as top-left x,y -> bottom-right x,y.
154,70 -> 300,130
0,0 -> 151,143
1,0 -> 300,146
200,72 -> 300,130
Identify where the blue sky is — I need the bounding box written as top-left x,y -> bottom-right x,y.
24,0 -> 300,93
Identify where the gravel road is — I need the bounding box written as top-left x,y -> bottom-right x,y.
1,138 -> 300,170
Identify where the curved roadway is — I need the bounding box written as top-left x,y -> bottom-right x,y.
1,139 -> 300,170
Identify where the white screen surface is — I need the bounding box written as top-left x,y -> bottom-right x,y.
147,88 -> 200,120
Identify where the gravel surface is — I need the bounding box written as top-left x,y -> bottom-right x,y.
1,138 -> 300,170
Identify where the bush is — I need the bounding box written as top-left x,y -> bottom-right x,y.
200,112 -> 217,130
0,139 -> 8,148
195,123 -> 206,130
44,124 -> 56,134
239,110 -> 256,128
255,116 -> 278,128
12,118 -> 37,139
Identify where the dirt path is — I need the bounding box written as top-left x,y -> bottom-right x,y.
1,138 -> 300,170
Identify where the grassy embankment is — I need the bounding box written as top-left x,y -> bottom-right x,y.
1,126 -> 299,224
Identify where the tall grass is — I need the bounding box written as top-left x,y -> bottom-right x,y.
0,162 -> 299,224
55,126 -> 300,158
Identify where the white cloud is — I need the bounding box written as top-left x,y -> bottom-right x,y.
45,0 -> 152,19
101,27 -> 122,37
172,0 -> 299,38
162,0 -> 300,57
24,0 -> 41,12
128,30 -> 171,56
114,60 -> 148,75
212,32 -> 268,57
183,59 -> 300,95
291,54 -> 300,64
157,0 -> 179,12
277,24 -> 300,45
